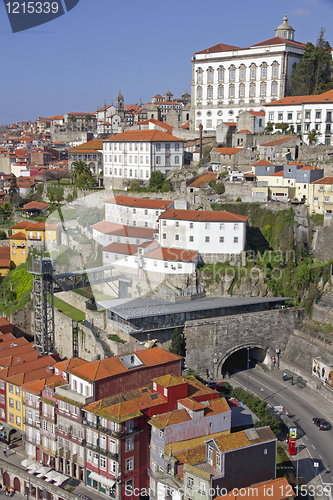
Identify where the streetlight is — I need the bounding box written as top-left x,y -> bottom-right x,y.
247,347 -> 250,391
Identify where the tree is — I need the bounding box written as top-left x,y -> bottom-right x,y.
275,122 -> 289,133
169,328 -> 185,357
0,231 -> 7,240
47,186 -> 64,206
149,171 -> 166,191
308,129 -> 321,144
287,29 -> 333,96
8,174 -> 18,203
71,160 -> 91,182
264,122 -> 274,133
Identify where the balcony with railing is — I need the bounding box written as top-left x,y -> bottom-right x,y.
23,399 -> 41,411
56,384 -> 93,407
25,435 -> 40,445
24,418 -> 41,430
39,443 -> 56,456
41,412 -> 56,422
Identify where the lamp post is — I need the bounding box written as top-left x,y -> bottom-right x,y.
247,347 -> 250,391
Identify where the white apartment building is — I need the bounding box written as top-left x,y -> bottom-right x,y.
104,196 -> 174,229
158,209 -> 247,255
92,221 -> 155,247
103,130 -> 184,189
191,16 -> 304,130
265,89 -> 333,145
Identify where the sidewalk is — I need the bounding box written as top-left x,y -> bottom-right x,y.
230,367 -> 333,499
0,442 -> 108,500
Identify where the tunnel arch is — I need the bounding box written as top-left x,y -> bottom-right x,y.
214,343 -> 277,379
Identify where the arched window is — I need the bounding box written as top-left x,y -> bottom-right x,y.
250,63 -> 257,80
197,86 -> 202,100
271,81 -> 278,95
229,65 -> 236,82
272,62 -> 279,78
218,85 -> 224,99
229,85 -> 235,98
239,84 -> 245,98
261,63 -> 267,79
197,68 -> 203,84
218,66 -> 224,82
249,83 -> 256,97
207,86 -> 213,99
207,67 -> 214,83
239,64 -> 246,81
260,83 -> 266,96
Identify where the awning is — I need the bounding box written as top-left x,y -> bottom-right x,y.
51,473 -> 68,485
88,472 -> 115,489
35,466 -> 51,476
45,471 -> 59,481
21,459 -> 36,468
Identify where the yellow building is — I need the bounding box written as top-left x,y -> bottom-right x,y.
309,177 -> 333,214
10,221 -> 59,266
6,380 -> 25,432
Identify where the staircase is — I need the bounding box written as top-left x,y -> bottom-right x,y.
318,292 -> 333,310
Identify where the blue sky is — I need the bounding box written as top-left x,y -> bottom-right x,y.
1,0 -> 333,125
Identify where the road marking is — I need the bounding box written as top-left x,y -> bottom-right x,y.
303,436 -> 308,440
312,445 -> 316,449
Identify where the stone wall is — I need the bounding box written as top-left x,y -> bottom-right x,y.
298,145 -> 333,174
313,226 -> 333,262
184,307 -> 303,379
281,329 -> 333,405
312,303 -> 333,325
54,308 -> 107,361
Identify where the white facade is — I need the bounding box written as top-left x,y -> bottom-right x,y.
159,210 -> 247,254
191,17 -> 304,130
92,222 -> 155,247
265,89 -> 333,145
103,130 -> 184,188
104,196 -> 173,229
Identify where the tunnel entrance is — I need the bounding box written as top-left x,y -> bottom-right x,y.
221,346 -> 268,378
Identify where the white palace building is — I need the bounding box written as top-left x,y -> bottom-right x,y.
191,15 -> 305,130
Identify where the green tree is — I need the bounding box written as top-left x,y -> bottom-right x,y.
47,186 -> 64,206
9,174 -> 18,202
287,29 -> 333,96
149,171 -> 166,191
71,160 -> 91,183
264,122 -> 274,133
308,129 -> 321,144
275,122 -> 289,133
0,231 -> 7,240
169,328 -> 185,357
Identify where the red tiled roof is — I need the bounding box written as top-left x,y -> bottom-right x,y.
144,247 -> 198,263
266,89 -> 333,107
150,409 -> 192,429
298,165 -> 321,170
139,119 -> 174,131
248,111 -> 265,117
220,478 -> 294,500
188,172 -> 218,188
196,43 -> 241,54
104,196 -> 172,210
260,136 -> 297,146
180,122 -> 190,129
53,357 -> 89,372
211,147 -> 243,155
102,242 -> 139,255
0,260 -> 10,268
68,347 -> 181,382
22,201 -> 49,210
9,232 -> 26,240
92,221 -> 154,239
311,176 -> 333,185
269,171 -> 283,176
251,36 -> 305,48
237,130 -> 252,134
159,209 -> 248,223
252,159 -> 275,166
104,130 -> 184,142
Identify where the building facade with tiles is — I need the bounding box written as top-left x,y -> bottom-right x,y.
191,16 -> 304,131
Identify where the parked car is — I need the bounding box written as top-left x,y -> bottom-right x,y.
312,418 -> 331,430
206,381 -> 220,390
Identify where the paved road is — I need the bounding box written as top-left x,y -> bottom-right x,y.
229,367 -> 333,500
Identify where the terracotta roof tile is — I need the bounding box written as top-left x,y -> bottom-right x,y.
104,196 -> 172,210
269,171 -> 283,176
92,221 -> 154,239
188,172 -> 218,188
260,136 -> 297,146
143,247 -> 198,263
311,176 -> 333,185
103,130 -> 184,143
266,88 -> 333,106
237,130 -> 252,134
211,147 -> 244,155
196,43 -> 241,54
152,374 -> 186,388
252,159 -> 275,166
158,209 -> 248,222
221,478 -> 294,500
101,242 -> 139,255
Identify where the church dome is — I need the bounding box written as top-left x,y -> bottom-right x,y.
275,15 -> 295,40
